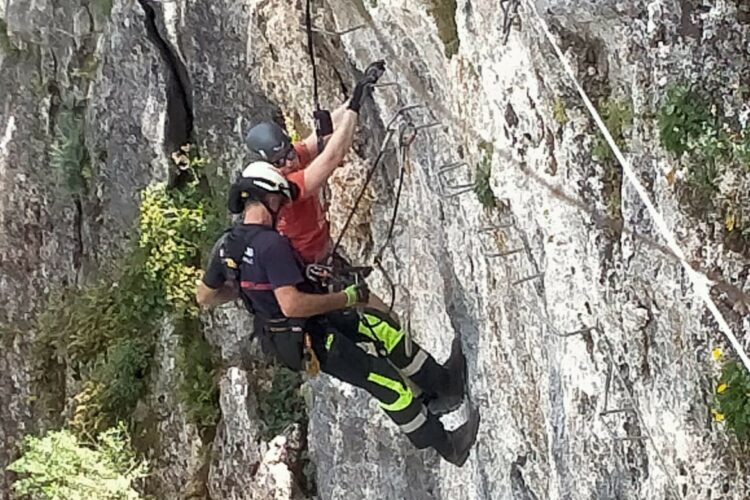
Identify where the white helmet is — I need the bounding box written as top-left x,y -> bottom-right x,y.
228,161 -> 297,214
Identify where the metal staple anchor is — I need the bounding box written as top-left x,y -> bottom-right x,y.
511,272 -> 544,286
299,23 -> 366,36
437,161 -> 476,197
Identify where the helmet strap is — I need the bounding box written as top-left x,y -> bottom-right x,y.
259,197 -> 280,228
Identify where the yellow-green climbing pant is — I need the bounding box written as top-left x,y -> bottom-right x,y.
316,308 -> 451,449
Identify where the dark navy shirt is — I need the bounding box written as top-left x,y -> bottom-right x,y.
202,223 -> 307,318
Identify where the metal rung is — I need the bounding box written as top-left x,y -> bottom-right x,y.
438,161 -> 469,173
478,222 -> 515,233
414,121 -> 442,131
614,436 -> 647,442
448,188 -> 476,198
600,407 -> 635,416
372,82 -> 401,89
299,24 -> 366,36
553,326 -> 595,338
486,247 -> 524,258
511,272 -> 544,286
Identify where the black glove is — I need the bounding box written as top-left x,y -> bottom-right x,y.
363,60 -> 386,84
347,60 -> 387,113
343,282 -> 369,307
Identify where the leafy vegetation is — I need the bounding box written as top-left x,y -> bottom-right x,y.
33,145 -> 227,437
658,83 -> 750,244
474,140 -> 496,209
592,99 -> 633,162
257,366 -> 307,440
8,424 -> 147,499
591,99 -> 632,221
50,102 -> 91,196
553,98 -> 568,126
177,318 -> 220,431
713,352 -> 750,440
428,0 -> 459,58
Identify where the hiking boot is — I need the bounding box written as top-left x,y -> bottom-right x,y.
433,407 -> 481,467
427,337 -> 466,416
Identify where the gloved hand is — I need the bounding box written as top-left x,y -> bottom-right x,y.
343,282 -> 370,307
362,60 -> 386,85
347,60 -> 387,113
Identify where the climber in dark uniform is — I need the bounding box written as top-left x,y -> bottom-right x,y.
195,158 -> 480,466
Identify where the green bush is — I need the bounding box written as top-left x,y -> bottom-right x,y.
177,319 -> 220,430
8,424 -> 147,499
258,366 -> 306,440
713,359 -> 750,440
553,98 -> 568,126
592,99 -> 633,162
658,85 -> 712,156
428,0 -> 459,57
658,83 -> 750,239
474,141 -> 496,209
33,145 -> 226,437
50,103 -> 91,196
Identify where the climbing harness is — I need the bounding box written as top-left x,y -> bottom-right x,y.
304,332 -> 320,375
305,0 -> 333,153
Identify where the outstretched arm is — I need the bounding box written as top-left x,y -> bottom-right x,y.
300,109 -> 359,194
302,103 -> 350,156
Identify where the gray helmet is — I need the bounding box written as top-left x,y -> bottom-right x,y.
244,121 -> 293,165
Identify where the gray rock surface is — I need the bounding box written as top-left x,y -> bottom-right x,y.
2,0 -> 750,498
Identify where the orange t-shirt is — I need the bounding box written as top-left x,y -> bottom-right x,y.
276,143 -> 331,263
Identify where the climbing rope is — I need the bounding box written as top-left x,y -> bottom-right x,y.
305,0 -> 333,153
520,0 -> 750,373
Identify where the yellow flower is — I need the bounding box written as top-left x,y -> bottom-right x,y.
714,412 -> 725,422
712,348 -> 723,361
717,383 -> 728,394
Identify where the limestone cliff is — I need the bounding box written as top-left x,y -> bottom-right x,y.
1,0 -> 749,499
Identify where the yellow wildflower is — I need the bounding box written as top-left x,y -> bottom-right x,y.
714,412 -> 725,423
717,383 -> 728,394
712,348 -> 723,361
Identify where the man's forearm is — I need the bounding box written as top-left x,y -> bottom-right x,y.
285,290 -> 348,318
304,103 -> 352,156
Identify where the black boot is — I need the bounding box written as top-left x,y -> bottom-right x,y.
433,407 -> 480,467
427,337 -> 466,416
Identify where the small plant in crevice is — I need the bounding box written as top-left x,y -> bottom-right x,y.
50,102 -> 91,197
712,350 -> 750,440
428,0 -> 459,58
257,365 -> 307,440
553,98 -> 569,126
592,98 -> 633,162
658,83 -> 750,249
592,99 -> 631,223
176,317 -> 220,431
474,140 -> 496,209
8,424 -> 147,500
658,85 -> 711,156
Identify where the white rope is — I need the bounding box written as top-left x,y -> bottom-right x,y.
521,0 -> 750,372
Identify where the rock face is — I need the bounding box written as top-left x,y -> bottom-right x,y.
2,0 -> 750,499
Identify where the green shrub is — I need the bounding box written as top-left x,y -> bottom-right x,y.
177,319 -> 220,430
553,98 -> 568,126
658,85 -> 712,156
474,141 -> 496,209
428,0 -> 459,58
50,104 -> 91,196
713,359 -> 750,440
33,145 -> 226,437
8,424 -> 147,499
592,99 -> 633,161
658,83 -> 750,241
258,366 -> 306,440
